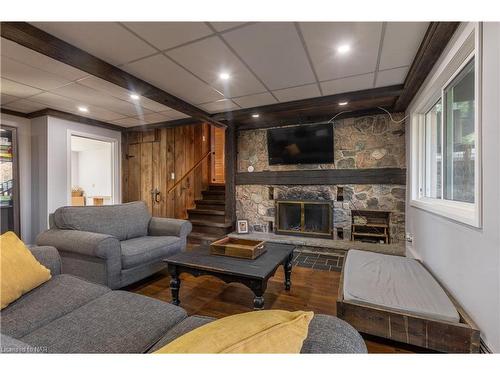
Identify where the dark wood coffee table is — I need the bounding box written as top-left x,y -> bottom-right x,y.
165,242 -> 295,309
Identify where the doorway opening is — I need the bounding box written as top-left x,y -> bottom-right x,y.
70,135 -> 115,206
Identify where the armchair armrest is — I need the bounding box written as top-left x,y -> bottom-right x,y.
148,217 -> 192,238
29,246 -> 61,276
36,229 -> 121,260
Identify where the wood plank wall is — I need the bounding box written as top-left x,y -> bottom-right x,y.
123,123 -> 211,219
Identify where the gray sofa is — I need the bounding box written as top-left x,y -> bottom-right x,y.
36,201 -> 192,289
0,246 -> 367,354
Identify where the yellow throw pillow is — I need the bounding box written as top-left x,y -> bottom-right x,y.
0,231 -> 51,309
155,310 -> 314,354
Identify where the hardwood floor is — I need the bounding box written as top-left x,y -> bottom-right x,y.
126,264 -> 413,353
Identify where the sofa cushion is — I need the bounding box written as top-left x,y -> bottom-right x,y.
53,202 -> 151,241
121,236 -> 182,269
21,291 -> 187,353
1,334 -> 37,354
148,315 -> 216,352
1,274 -> 110,338
300,314 -> 367,353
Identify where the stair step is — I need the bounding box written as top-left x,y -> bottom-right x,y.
208,184 -> 226,192
188,208 -> 226,223
187,208 -> 225,216
202,191 -> 225,200
195,199 -> 225,205
195,201 -> 226,210
191,219 -> 233,236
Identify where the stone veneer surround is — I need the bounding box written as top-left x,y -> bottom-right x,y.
236,113 -> 406,244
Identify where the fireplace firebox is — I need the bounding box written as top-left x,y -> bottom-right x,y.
275,200 -> 333,238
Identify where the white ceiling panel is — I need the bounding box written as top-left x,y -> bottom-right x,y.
3,99 -> 46,113
272,84 -> 321,102
138,112 -> 172,123
30,92 -> 124,121
222,22 -> 316,90
122,22 -> 213,50
111,117 -> 142,127
379,22 -> 429,70
375,67 -> 408,87
1,93 -> 19,104
77,75 -> 174,112
200,99 -> 239,113
232,92 -> 277,108
299,22 -> 382,81
1,38 -> 88,82
320,73 -> 375,96
123,54 -> 223,105
31,22 -> 157,66
51,82 -> 153,117
167,36 -> 266,98
210,22 -> 248,32
160,109 -> 190,120
1,78 -> 43,98
1,57 -> 71,90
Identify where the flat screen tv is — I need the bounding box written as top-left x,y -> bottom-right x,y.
267,123 -> 334,165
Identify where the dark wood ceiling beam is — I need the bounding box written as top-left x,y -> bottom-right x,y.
125,117 -> 201,132
212,85 -> 403,129
0,22 -> 225,128
25,108 -> 124,131
393,22 -> 460,112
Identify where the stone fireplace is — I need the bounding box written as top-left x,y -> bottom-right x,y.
276,200 -> 333,238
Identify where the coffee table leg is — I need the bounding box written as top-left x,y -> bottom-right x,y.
170,269 -> 181,306
284,253 -> 293,291
253,291 -> 264,310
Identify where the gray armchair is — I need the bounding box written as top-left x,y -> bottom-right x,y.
36,201 -> 192,289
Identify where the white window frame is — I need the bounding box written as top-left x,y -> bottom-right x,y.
409,23 -> 482,228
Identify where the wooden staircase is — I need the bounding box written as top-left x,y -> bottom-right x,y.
187,184 -> 232,245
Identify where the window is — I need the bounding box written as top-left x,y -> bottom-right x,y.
410,23 -> 481,227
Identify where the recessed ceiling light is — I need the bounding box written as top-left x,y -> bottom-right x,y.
219,72 -> 231,80
337,44 -> 351,54
78,106 -> 89,113
338,101 -> 349,106
252,114 -> 260,118
130,93 -> 140,100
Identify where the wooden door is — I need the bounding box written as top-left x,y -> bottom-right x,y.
211,126 -> 225,184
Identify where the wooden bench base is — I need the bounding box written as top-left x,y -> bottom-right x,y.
337,262 -> 480,353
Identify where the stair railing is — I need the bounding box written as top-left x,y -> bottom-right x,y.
167,150 -> 211,194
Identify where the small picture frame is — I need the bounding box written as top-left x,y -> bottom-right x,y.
237,219 -> 249,234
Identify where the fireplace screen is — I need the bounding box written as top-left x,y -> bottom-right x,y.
276,200 -> 332,238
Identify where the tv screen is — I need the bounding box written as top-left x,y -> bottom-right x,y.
267,123 -> 334,165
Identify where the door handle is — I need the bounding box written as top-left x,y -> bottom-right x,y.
151,188 -> 161,203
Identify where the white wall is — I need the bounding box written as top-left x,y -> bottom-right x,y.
46,116 -> 122,215
71,151 -> 79,188
0,113 -> 33,243
77,144 -> 112,199
406,22 -> 500,352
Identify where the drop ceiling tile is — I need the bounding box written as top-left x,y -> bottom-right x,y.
30,22 -> 157,65
123,54 -> 223,105
77,75 -> 174,112
160,109 -> 190,120
1,93 -> 20,104
375,67 -> 408,87
299,22 -> 382,81
1,57 -> 71,90
1,37 -> 88,81
222,23 -> 316,90
111,117 -> 141,127
0,78 -> 43,98
138,112 -> 171,124
379,22 -> 429,70
51,82 -> 153,117
122,22 -> 213,50
2,99 -> 46,113
232,92 -> 277,108
320,73 -> 375,96
210,22 -> 247,32
30,92 -> 124,121
167,36 -> 266,97
272,84 -> 321,102
200,99 -> 239,113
